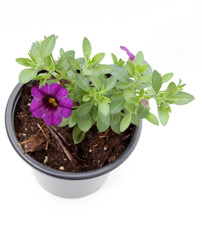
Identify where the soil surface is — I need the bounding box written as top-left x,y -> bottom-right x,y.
14,81 -> 136,172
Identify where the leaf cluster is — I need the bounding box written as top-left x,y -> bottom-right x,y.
16,35 -> 195,143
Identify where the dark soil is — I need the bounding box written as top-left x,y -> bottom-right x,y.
14,81 -> 136,172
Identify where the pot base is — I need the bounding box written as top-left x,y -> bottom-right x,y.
33,169 -> 108,198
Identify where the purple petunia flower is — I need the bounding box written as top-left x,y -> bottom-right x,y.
30,83 -> 73,126
120,46 -> 135,61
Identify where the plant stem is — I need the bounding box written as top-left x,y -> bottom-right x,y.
47,125 -> 75,163
51,54 -> 56,66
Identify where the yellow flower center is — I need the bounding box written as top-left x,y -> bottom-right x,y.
48,98 -> 58,107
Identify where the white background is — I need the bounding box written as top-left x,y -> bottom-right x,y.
0,0 -> 202,239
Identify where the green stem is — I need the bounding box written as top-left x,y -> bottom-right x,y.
51,54 -> 56,66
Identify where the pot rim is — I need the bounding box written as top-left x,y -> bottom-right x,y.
5,83 -> 142,180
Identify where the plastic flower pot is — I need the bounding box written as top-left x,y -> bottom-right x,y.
5,83 -> 142,198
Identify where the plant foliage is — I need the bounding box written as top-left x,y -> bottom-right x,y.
16,35 -> 195,143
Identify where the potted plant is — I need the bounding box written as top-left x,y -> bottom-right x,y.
5,35 -> 194,198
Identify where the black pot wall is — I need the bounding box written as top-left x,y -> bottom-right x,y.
5,83 -> 142,198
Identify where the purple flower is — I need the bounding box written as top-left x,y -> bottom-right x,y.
120,46 -> 135,61
30,83 -> 73,126
140,98 -> 149,108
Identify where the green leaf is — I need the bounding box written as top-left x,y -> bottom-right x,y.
134,69 -> 141,78
137,74 -> 152,85
102,96 -> 111,104
124,61 -> 135,76
110,99 -> 124,114
111,65 -> 130,82
162,73 -> 174,83
136,64 -> 149,74
56,50 -> 75,70
136,104 -> 150,119
139,86 -> 144,97
97,111 -> 110,132
78,113 -> 93,132
33,72 -> 51,81
123,89 -> 134,101
111,113 -> 121,126
99,110 -> 110,125
111,53 -> 118,64
92,64 -> 114,74
16,58 -> 34,67
83,37 -> 91,60
158,107 -> 169,126
111,119 -> 121,134
97,120 -> 109,132
77,102 -> 94,116
168,92 -> 195,105
82,95 -> 91,102
166,82 -> 177,97
40,35 -> 56,58
104,76 -> 117,91
116,81 -> 131,89
99,101 -> 110,116
60,48 -> 65,57
92,106 -> 98,121
72,125 -> 86,144
152,70 -> 162,93
82,65 -> 92,75
59,118 -> 69,127
144,61 -> 152,75
124,102 -> 136,113
97,120 -> 108,132
68,57 -> 81,70
145,112 -> 159,125
46,79 -> 59,85
77,57 -> 85,67
19,68 -> 37,84
131,114 -> 140,126
72,85 -> 82,96
49,65 -> 56,72
91,74 -> 104,90
68,110 -> 77,128
134,51 -> 144,66
167,106 -> 172,113
120,113 -> 131,132
39,78 -> 47,88
35,57 -> 44,65
44,56 -> 52,67
75,74 -> 90,92
90,53 -> 105,66
30,41 -> 40,58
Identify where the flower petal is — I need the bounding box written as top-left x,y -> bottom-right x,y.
57,106 -> 72,118
48,83 -> 61,96
43,109 -> 53,125
120,46 -> 129,52
140,99 -> 149,107
43,109 -> 62,126
39,83 -> 60,96
30,99 -> 44,112
120,46 -> 135,61
32,105 -> 46,119
52,111 -> 63,125
129,56 -> 134,61
39,84 -> 49,95
59,97 -> 73,108
55,87 -> 68,101
31,85 -> 44,100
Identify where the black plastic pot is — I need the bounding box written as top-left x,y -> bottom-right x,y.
5,83 -> 142,198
